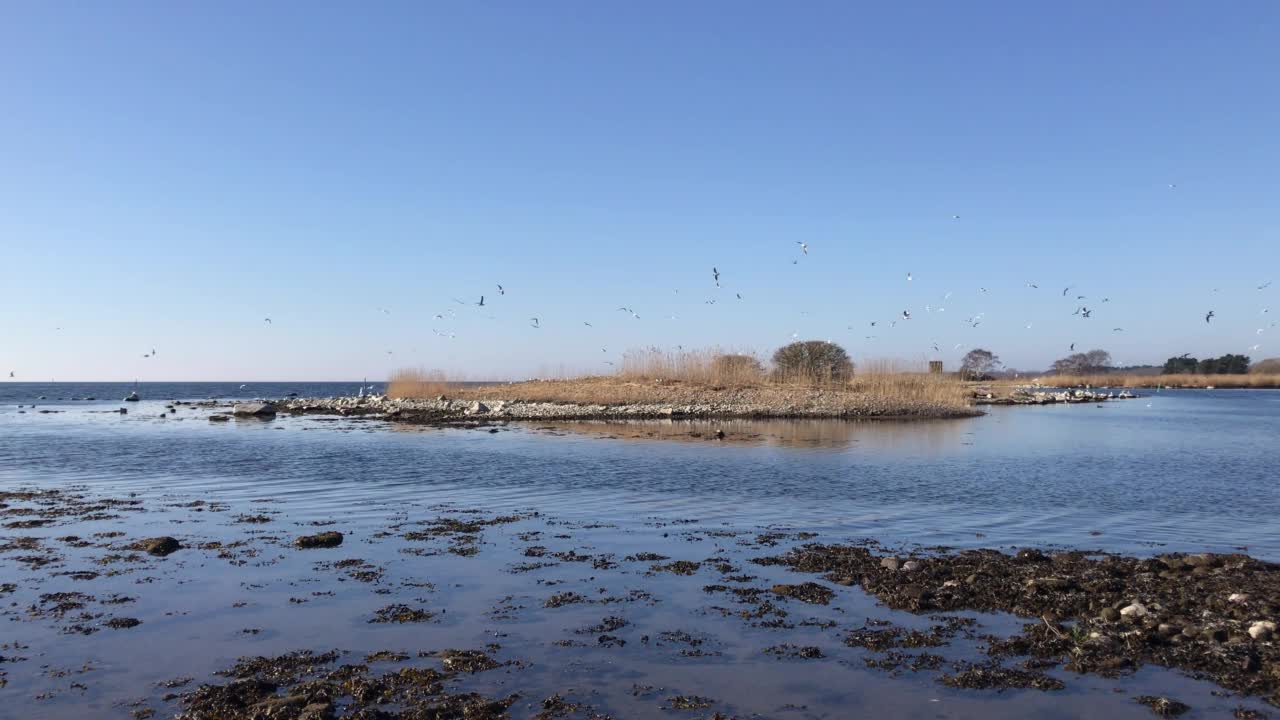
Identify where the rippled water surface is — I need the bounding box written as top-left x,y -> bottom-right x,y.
1,382 -> 1277,718
3,383 -> 1278,558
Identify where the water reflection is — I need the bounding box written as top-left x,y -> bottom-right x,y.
524,417 -> 971,452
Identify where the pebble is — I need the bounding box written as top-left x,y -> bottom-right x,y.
1229,593 -> 1250,604
1247,621 -> 1275,641
1120,603 -> 1147,619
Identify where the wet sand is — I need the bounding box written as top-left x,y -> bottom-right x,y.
1,484 -> 1276,719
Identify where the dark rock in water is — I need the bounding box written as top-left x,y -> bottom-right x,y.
1135,696 -> 1190,717
105,617 -> 142,629
131,536 -> 181,557
294,531 -> 343,549
233,402 -> 277,417
119,408 -> 127,414
209,414 -> 231,422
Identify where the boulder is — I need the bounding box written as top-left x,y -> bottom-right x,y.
294,531 -> 344,549
131,536 -> 182,557
466,401 -> 489,415
233,402 -> 277,417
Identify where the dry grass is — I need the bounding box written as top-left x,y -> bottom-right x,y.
386,368 -> 461,399
619,347 -> 765,386
1029,373 -> 1280,389
387,349 -> 973,416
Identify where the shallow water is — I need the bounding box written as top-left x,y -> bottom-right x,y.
1,383 -> 1277,718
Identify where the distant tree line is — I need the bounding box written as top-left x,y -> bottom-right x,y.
1162,354 -> 1251,375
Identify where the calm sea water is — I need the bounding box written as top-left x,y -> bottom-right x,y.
2,382 -> 1277,559
3,382 -> 1278,719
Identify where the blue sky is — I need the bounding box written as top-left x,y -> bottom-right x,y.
2,2 -> 1277,380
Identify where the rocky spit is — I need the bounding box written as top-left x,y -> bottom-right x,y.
269,393 -> 982,423
973,387 -> 1139,406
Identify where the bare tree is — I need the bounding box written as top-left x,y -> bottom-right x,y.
959,348 -> 1001,380
772,341 -> 854,384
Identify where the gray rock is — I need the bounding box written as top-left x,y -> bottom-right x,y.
879,557 -> 902,571
466,401 -> 489,415
233,402 -> 277,417
1100,607 -> 1121,622
209,414 -> 231,422
901,560 -> 921,572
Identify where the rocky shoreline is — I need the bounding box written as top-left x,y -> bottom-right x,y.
972,387 -> 1140,406
2,486 -> 1277,717
266,393 -> 983,424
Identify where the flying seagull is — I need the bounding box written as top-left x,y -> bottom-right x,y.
1205,310 -> 1214,323
1251,344 -> 1262,351
1259,281 -> 1272,290
1062,286 -> 1072,297
1026,282 -> 1038,289
583,321 -> 593,327
712,267 -> 720,286
979,287 -> 988,294
1070,343 -> 1076,351
796,242 -> 808,255
907,272 -> 913,282
902,310 -> 911,320
617,307 -> 640,319
736,293 -> 742,300
497,284 -> 505,295
477,295 -> 485,307
264,318 -> 272,324
529,318 -> 540,329
1113,327 -> 1125,332
1082,308 -> 1092,318
9,371 -> 14,378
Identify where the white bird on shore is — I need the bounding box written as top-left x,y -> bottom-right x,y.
529,318 -> 540,328
796,242 -> 808,255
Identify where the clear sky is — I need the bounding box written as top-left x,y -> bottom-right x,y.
2,2 -> 1277,381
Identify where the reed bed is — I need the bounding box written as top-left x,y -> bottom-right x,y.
386,368 -> 460,399
1031,373 -> 1280,389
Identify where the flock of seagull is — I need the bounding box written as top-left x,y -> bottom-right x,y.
6,241 -> 1277,380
